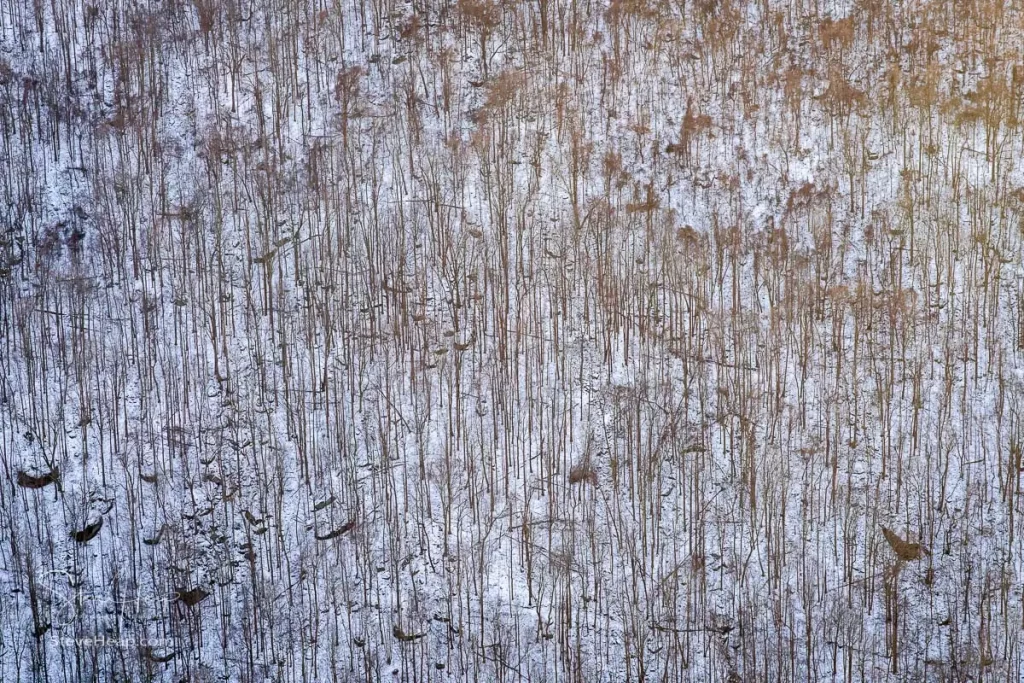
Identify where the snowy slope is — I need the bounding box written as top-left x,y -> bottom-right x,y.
3,0 -> 1024,681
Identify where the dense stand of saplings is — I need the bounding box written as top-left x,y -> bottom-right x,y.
2,0 -> 1024,681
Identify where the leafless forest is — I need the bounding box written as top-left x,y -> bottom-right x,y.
3,0 -> 1024,680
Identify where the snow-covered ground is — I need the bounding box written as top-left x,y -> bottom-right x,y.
3,0 -> 1024,680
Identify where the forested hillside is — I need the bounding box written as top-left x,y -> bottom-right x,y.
3,0 -> 1024,680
